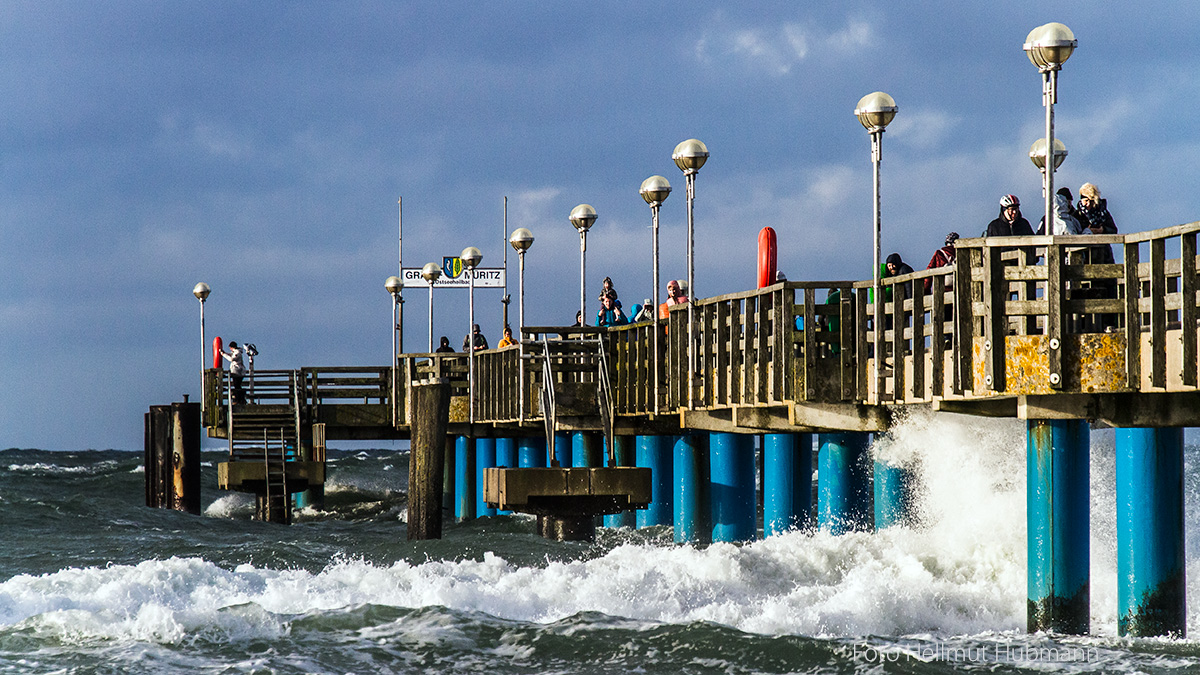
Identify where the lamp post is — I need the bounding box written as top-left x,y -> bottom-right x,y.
509,227 -> 534,422
854,91 -> 898,399
421,262 -> 442,352
193,282 -> 211,410
569,204 -> 598,326
461,246 -> 483,425
640,175 -> 671,414
672,139 -> 708,409
1024,22 -> 1077,242
386,275 -> 403,427
1029,137 -> 1069,224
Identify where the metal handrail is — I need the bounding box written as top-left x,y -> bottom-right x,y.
595,333 -> 616,466
539,335 -> 558,466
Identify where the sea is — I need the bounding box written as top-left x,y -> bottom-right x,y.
4,410 -> 1200,674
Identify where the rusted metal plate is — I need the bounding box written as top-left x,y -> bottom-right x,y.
974,334 -> 1128,395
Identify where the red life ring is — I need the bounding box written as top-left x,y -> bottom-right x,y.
213,337 -> 223,369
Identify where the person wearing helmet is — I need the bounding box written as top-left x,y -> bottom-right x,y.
985,195 -> 1034,237
924,232 -> 959,294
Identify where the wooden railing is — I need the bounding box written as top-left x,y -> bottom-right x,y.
204,221 -> 1200,433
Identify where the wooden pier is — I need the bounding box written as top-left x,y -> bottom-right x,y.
172,220 -> 1200,636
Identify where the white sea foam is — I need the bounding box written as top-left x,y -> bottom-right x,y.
204,493 -> 255,519
0,412 -> 1193,644
6,461 -> 119,475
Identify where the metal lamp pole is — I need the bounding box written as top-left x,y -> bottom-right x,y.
509,227 -> 534,422
672,139 -> 708,410
855,92 -> 898,400
193,282 -> 211,411
386,276 -> 403,426
1024,23 -> 1077,235
640,175 -> 671,414
461,247 -> 482,424
421,263 -> 442,353
569,204 -> 598,326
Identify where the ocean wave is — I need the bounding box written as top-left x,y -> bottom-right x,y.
6,461 -> 121,476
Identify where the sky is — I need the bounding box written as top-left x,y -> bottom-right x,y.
3,2 -> 1200,451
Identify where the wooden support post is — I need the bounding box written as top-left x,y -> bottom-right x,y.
1150,238 -> 1167,388
953,247 -> 974,395
891,281 -> 905,401
1046,244 -> 1065,390
983,244 -> 1007,392
910,281 -> 925,400
931,279 -> 945,397
145,405 -> 170,509
1181,233 -> 1197,387
170,402 -> 202,515
1124,241 -> 1142,388
408,379 -> 450,539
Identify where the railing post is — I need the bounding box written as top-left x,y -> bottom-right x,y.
1046,244 -> 1065,389
1150,238 -> 1167,388
1181,233 -> 1197,387
1124,241 -> 1142,388
952,245 -> 973,395
982,243 -> 1007,392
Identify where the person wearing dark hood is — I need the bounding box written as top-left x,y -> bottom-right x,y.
885,252 -> 914,299
924,232 -> 959,294
1038,187 -> 1084,235
985,194 -> 1035,237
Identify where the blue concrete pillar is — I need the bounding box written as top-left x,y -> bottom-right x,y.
1116,427 -> 1185,637
763,433 -> 812,536
874,460 -> 917,529
518,436 -> 547,468
636,435 -> 673,528
474,437 -> 496,518
674,434 -> 710,543
817,432 -> 872,534
604,435 -> 638,529
1027,419 -> 1090,634
454,435 -> 476,521
572,431 -> 602,468
494,437 -> 517,516
553,431 -> 572,467
710,433 -> 756,543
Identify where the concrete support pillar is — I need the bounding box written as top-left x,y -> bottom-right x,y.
518,436 -> 547,468
494,437 -> 517,516
1116,427 -> 1185,637
604,435 -> 637,529
874,460 -> 917,529
636,435 -> 673,528
1027,419 -> 1090,634
710,432 -> 756,543
475,437 -> 497,518
454,435 -> 476,521
674,434 -> 710,543
817,432 -> 872,534
763,432 -> 812,536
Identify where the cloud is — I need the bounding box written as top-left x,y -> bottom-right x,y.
888,108 -> 960,151
694,16 -> 875,76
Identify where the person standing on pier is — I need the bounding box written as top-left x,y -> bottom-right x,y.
924,232 -> 959,294
658,279 -> 688,320
596,294 -> 628,327
497,325 -> 518,348
220,341 -> 247,405
435,336 -> 455,353
462,324 -> 488,351
985,194 -> 1034,237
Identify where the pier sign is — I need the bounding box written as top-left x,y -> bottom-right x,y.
400,266 -> 506,288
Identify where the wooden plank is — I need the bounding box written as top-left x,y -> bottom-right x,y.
757,291 -> 770,404
911,282 -> 925,400
1182,232 -> 1197,387
983,244 -> 1007,392
1150,238 -> 1167,388
1046,244 -> 1064,390
931,282 -> 945,398
773,288 -> 788,402
803,289 -> 816,401
890,281 -> 905,402
856,287 -> 870,401
744,295 -> 758,404
729,300 -> 742,405
839,287 -> 855,401
953,245 -> 975,395
715,301 -> 729,406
